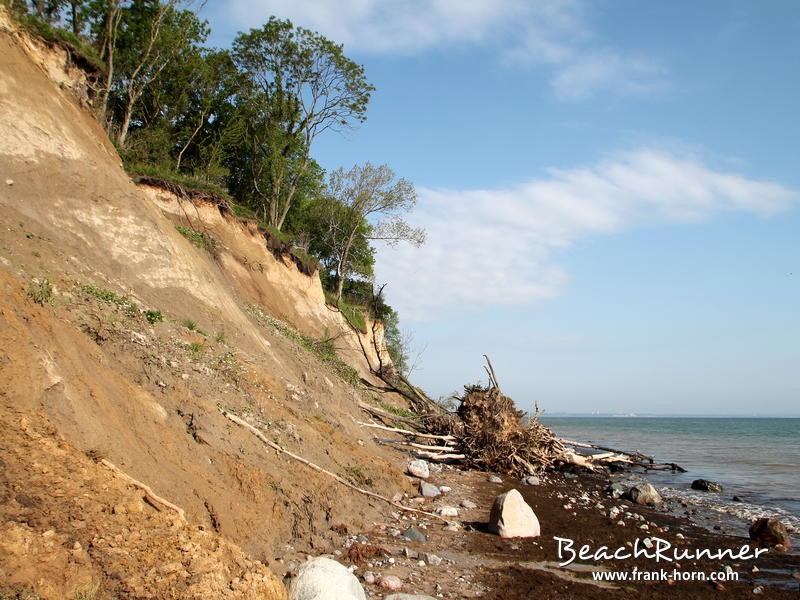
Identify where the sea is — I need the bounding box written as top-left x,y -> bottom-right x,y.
541,417 -> 800,544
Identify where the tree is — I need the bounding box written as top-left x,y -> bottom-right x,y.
232,17 -> 374,230
107,0 -> 208,147
321,163 -> 425,302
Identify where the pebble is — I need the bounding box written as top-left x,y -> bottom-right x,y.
443,523 -> 459,532
439,486 -> 452,493
422,552 -> 442,566
520,475 -> 541,486
379,575 -> 403,591
487,475 -> 502,484
420,482 -> 440,498
460,500 -> 477,509
438,506 -> 459,517
400,527 -> 427,542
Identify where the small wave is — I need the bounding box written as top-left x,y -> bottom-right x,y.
660,487 -> 800,535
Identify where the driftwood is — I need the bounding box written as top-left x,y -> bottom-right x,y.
220,408 -> 451,522
100,459 -> 186,522
357,421 -> 456,442
372,437 -> 456,452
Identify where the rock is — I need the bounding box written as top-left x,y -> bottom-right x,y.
362,571 -> 375,585
439,486 -> 452,493
732,495 -> 742,502
626,483 -> 662,506
438,506 -> 459,517
384,595 -> 438,600
421,552 -> 442,566
520,475 -> 540,486
460,499 -> 477,509
487,475 -> 503,484
419,482 -> 440,498
407,460 -> 430,479
691,479 -> 723,493
379,575 -> 403,591
400,527 -> 427,542
487,489 -> 541,538
443,523 -> 460,532
749,518 -> 791,549
606,482 -> 627,499
288,557 -> 366,600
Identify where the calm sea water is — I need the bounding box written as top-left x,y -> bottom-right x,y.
541,417 -> 800,536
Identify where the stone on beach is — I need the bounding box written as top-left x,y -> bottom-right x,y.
520,475 -> 541,486
407,459 -> 430,479
691,479 -> 724,492
626,483 -> 662,506
288,557 -> 366,600
749,518 -> 792,550
419,481 -> 440,498
488,489 -> 541,538
487,475 -> 503,484
400,527 -> 427,542
379,575 -> 403,591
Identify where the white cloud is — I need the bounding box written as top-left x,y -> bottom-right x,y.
209,0 -> 669,99
374,149 -> 795,320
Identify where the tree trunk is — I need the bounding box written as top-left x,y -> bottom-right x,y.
334,229 -> 357,302
115,100 -> 133,147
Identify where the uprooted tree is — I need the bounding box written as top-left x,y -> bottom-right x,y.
359,355 -> 685,476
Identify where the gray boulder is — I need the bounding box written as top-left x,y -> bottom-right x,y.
288,557 -> 366,600
691,479 -> 723,492
400,527 -> 427,542
626,483 -> 662,506
419,481 -> 440,498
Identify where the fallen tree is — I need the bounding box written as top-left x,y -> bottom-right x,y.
361,355 -> 685,475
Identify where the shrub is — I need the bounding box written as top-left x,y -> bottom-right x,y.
175,225 -> 218,255
145,309 -> 163,324
27,278 -> 52,305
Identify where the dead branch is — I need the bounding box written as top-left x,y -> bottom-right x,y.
220,408 -> 450,522
372,438 -> 457,452
483,354 -> 501,392
412,451 -> 466,461
358,402 -> 420,426
357,421 -> 455,442
100,459 -> 186,522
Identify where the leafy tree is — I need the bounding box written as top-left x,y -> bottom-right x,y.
105,0 -> 208,147
320,163 -> 425,302
231,17 -> 374,230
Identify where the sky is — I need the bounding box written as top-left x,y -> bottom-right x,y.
203,1 -> 800,416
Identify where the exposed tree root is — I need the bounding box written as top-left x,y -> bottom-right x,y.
100,459 -> 187,522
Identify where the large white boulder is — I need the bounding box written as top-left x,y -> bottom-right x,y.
288,557 -> 366,600
488,489 -> 541,538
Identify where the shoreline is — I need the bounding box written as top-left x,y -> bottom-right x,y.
278,458 -> 800,598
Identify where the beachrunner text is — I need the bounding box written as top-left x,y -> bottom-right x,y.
553,536 -> 767,567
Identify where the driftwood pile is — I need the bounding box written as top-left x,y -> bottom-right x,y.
361,355 -> 685,475
453,385 -> 565,475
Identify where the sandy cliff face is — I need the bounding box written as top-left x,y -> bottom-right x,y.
0,10 -> 407,599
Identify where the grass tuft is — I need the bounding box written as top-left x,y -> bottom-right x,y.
175,225 -> 218,255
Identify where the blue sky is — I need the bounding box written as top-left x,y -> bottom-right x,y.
204,1 -> 799,416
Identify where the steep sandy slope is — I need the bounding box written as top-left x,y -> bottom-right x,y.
0,11 -> 411,599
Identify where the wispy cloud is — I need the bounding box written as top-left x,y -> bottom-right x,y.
374,149 -> 796,320
207,0 -> 669,99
